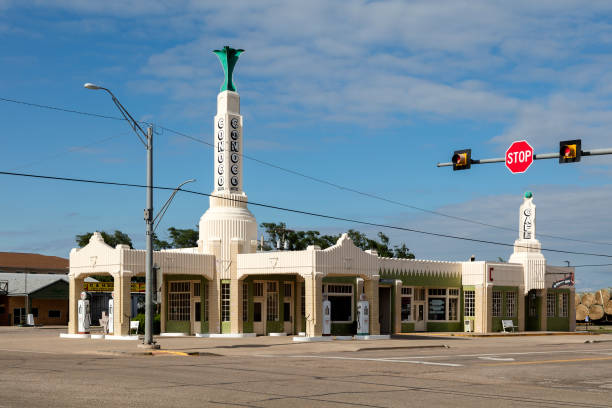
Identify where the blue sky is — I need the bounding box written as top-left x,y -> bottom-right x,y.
1,1 -> 612,290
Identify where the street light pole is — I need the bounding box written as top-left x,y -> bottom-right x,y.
145,126 -> 154,346
84,83 -> 156,347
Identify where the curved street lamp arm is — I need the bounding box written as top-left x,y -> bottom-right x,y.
153,179 -> 196,232
100,88 -> 148,147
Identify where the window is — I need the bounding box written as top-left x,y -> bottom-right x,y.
448,298 -> 458,320
301,284 -> 305,317
283,302 -> 291,322
326,284 -> 353,322
427,288 -> 459,321
464,290 -> 475,317
414,288 -> 425,301
401,286 -> 412,321
547,293 -> 556,317
193,282 -> 201,297
254,302 -> 262,322
267,282 -> 278,321
221,283 -> 230,322
48,310 -> 61,318
529,293 -> 537,317
169,282 -> 190,321
203,283 -> 208,321
428,288 -> 446,296
492,291 -> 502,317
401,297 -> 412,321
560,293 -> 568,317
31,308 -> 38,318
242,283 -> 248,322
284,282 -> 292,297
195,302 -> 201,322
428,297 -> 446,320
254,282 -> 263,297
506,292 -> 517,317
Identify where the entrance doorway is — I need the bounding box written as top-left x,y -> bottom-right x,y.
283,281 -> 293,334
378,286 -> 392,334
253,281 -> 266,335
413,287 -> 426,331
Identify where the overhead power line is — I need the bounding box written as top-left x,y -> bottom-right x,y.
2,96 -> 611,247
1,169 -> 612,260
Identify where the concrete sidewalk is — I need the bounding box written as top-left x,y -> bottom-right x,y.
1,326 -> 608,358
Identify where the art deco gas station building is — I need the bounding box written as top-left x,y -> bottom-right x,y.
67,47 -> 576,338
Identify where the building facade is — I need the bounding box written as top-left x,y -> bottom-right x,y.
67,47 -> 576,337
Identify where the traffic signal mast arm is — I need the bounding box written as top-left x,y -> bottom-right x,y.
438,147 -> 612,168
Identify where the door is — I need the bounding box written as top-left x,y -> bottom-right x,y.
414,303 -> 425,331
283,282 -> 293,334
191,282 -> 201,335
253,281 -> 266,335
378,286 -> 392,334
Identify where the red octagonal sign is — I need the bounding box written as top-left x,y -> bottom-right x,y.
506,140 -> 534,174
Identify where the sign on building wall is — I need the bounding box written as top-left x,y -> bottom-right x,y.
214,114 -> 242,193
83,282 -> 145,293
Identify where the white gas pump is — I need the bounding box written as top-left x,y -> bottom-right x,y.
108,293 -> 114,334
77,291 -> 91,334
357,293 -> 370,335
322,294 -> 332,335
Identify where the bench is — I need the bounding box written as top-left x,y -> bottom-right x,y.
501,320 -> 518,333
130,320 -> 140,335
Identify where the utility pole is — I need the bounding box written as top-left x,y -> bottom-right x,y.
144,126 -> 154,346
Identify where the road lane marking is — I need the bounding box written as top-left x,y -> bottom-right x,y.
287,355 -> 462,367
481,356 -> 612,366
477,357 -> 515,361
383,348 -> 612,360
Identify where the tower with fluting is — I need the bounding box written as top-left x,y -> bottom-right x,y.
508,191 -> 546,293
198,46 -> 257,333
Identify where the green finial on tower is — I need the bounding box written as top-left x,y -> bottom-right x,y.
213,45 -> 244,92
525,191 -> 533,198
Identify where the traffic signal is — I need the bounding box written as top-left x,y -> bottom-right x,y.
559,139 -> 581,163
452,149 -> 471,170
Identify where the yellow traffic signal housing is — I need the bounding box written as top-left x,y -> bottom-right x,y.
559,139 -> 581,163
452,149 -> 471,170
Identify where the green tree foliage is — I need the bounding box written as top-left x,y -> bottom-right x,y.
75,230 -> 133,249
153,227 -> 199,250
259,222 -> 415,259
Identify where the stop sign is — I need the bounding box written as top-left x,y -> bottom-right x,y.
505,140 -> 534,173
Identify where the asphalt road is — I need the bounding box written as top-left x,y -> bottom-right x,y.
1,328 -> 611,407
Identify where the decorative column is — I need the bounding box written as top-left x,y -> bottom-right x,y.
68,275 -> 84,334
569,287 -> 576,332
304,272 -> 323,337
393,280 -> 402,334
230,238 -> 244,333
295,279 -> 303,333
518,285 -> 526,331
539,289 -> 548,331
474,285 -> 485,333
208,238 -> 222,334
113,272 -> 131,336
364,275 -> 380,335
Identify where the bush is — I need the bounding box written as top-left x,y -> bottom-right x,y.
131,313 -> 161,335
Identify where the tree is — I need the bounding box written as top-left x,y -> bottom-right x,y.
259,222 -> 415,258
167,227 -> 198,248
76,230 -> 133,248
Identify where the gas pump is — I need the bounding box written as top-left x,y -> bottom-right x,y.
77,291 -> 91,334
108,293 -> 114,334
357,293 -> 370,335
322,294 -> 331,335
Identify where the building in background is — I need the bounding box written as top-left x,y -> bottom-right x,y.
68,46 -> 576,337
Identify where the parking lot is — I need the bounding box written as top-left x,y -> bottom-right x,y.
1,327 -> 611,407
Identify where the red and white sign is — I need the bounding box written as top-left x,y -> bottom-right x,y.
505,140 -> 534,173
